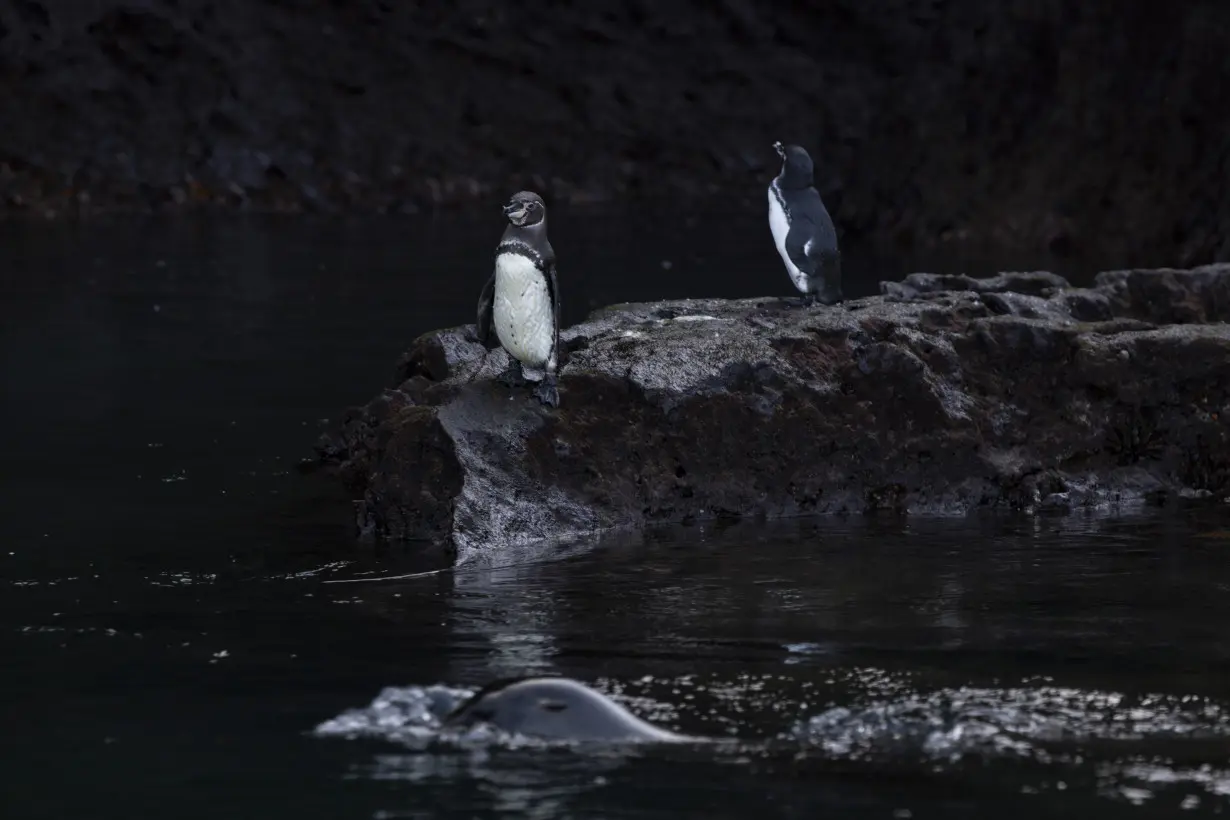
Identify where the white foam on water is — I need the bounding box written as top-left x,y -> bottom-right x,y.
314,673 -> 1230,807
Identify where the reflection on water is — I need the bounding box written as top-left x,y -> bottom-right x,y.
2,216 -> 1228,819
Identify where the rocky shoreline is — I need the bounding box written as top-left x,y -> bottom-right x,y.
313,266 -> 1230,561
3,1 -> 1228,262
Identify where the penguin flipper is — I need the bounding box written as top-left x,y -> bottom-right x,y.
789,222 -> 843,305
784,224 -> 817,280
476,273 -> 499,349
545,259 -> 561,373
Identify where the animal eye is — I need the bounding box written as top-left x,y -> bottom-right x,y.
539,699 -> 568,713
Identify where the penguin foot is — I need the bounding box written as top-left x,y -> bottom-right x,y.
534,375 -> 560,408
497,361 -> 527,387
816,289 -> 844,307
802,290 -> 843,308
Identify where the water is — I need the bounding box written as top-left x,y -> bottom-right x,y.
3,211 -> 1228,819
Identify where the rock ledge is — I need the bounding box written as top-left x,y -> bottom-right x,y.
315,266 -> 1230,560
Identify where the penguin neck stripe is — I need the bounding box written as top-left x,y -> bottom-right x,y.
770,181 -> 789,214
496,238 -> 543,265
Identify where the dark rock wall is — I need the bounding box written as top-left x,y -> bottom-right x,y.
2,0 -> 1227,261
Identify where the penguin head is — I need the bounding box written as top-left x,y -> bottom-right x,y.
503,191 -> 547,228
773,141 -> 814,188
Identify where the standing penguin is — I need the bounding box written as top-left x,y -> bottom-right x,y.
476,191 -> 561,407
767,141 -> 842,306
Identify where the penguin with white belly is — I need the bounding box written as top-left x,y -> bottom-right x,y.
767,141 -> 843,306
476,191 -> 562,407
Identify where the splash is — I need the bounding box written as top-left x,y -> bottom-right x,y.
314,684 -> 475,749
315,673 -> 1230,807
796,685 -> 1230,759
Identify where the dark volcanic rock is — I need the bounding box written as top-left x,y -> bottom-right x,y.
880,271 -> 1072,301
315,265 -> 1230,561
1,0 -> 1228,263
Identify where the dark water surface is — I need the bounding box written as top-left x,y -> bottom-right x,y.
3,213 -> 1229,819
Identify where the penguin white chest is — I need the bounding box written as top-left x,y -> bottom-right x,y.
768,186 -> 808,293
493,252 -> 554,367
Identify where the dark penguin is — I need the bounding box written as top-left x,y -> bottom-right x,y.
767,141 -> 842,306
440,676 -> 688,743
476,191 -> 561,407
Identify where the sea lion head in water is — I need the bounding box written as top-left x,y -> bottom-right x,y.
440,676 -> 685,743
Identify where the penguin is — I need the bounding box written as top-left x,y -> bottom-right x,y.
476,191 -> 561,407
767,141 -> 842,306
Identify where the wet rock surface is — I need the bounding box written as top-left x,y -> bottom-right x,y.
2,0 -> 1228,262
314,266 -> 1230,560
